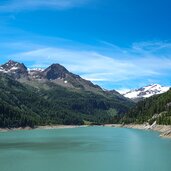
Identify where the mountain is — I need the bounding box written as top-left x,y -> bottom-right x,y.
122,84 -> 170,102
0,60 -> 134,128
122,88 -> 171,125
0,60 -> 103,93
0,60 -> 28,79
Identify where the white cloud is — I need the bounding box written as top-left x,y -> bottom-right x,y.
6,41 -> 171,85
0,0 -> 90,12
0,39 -> 170,89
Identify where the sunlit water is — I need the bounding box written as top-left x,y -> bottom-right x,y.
0,127 -> 171,171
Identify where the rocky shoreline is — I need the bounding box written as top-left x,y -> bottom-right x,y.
36,125 -> 87,130
0,124 -> 171,138
0,125 -> 87,132
105,123 -> 171,138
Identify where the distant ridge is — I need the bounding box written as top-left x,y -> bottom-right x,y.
0,60 -> 102,92
122,84 -> 170,101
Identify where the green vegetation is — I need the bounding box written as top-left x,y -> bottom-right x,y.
0,73 -> 133,128
122,89 -> 171,125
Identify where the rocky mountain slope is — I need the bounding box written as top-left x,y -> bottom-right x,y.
0,60 -> 134,100
0,60 -> 104,93
0,60 -> 28,79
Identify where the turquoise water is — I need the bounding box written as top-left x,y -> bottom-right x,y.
0,127 -> 171,171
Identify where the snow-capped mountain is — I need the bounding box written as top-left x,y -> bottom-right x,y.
0,60 -> 102,92
0,60 -> 28,79
122,84 -> 170,100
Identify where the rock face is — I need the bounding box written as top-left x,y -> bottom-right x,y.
0,60 -> 103,92
122,84 -> 170,101
0,60 -> 28,79
0,60 -> 133,102
42,64 -> 69,80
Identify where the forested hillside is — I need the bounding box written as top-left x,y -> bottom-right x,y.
0,73 -> 133,128
122,89 -> 171,125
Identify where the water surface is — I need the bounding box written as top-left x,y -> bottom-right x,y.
0,127 -> 171,171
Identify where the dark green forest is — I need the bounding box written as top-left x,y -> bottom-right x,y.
1,68 -> 171,128
122,89 -> 171,125
0,73 -> 133,128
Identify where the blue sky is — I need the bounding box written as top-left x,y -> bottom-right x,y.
0,0 -> 171,91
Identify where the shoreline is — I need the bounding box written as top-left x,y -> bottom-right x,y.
36,125 -> 88,130
105,124 -> 171,138
0,125 -> 87,132
0,124 -> 171,139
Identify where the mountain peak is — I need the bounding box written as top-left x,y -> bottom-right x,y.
0,61 -> 102,92
3,60 -> 20,67
0,60 -> 28,79
42,63 -> 69,80
1,60 -> 27,69
50,63 -> 69,72
122,84 -> 170,100
7,60 -> 16,64
7,60 -> 18,64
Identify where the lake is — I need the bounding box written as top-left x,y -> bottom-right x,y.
0,127 -> 171,171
